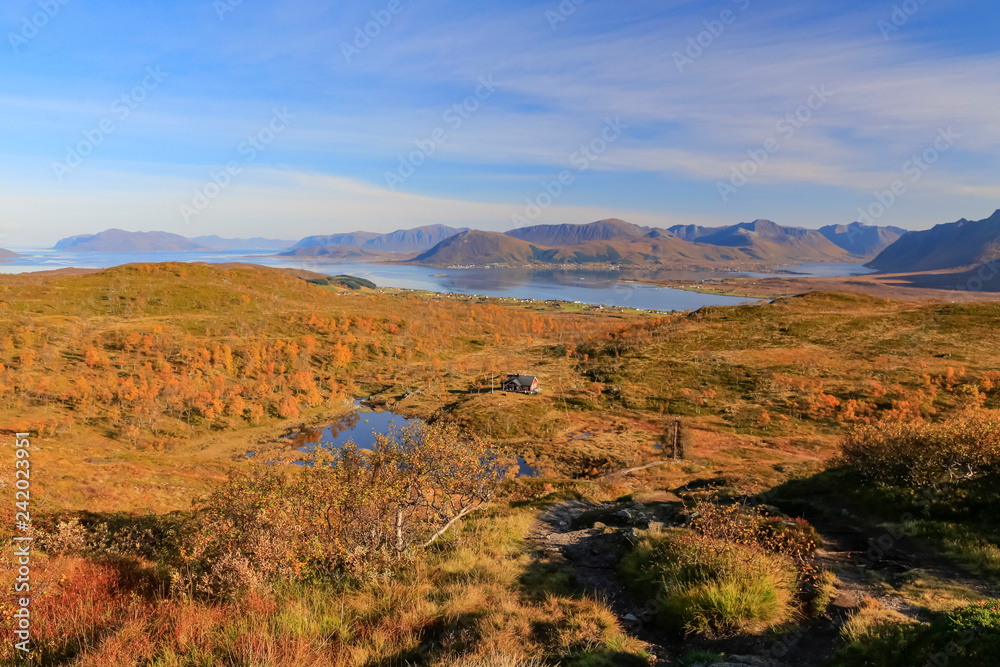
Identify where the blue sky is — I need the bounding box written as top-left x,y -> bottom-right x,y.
1,0 -> 998,247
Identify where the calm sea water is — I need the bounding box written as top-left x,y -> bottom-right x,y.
0,249 -> 871,311
775,262 -> 877,278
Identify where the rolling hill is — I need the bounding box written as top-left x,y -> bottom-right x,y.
868,209 -> 1000,273
0,249 -> 21,260
54,229 -> 208,253
818,222 -> 907,258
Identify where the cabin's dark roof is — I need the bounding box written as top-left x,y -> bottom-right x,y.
504,375 -> 537,386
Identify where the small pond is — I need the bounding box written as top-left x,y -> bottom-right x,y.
277,400 -> 419,463
275,400 -> 538,478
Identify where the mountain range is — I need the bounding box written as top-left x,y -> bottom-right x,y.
415,220 -> 760,267
868,209 -> 1000,273
54,230 -> 295,253
411,218 -> 907,268
46,211 -> 1000,275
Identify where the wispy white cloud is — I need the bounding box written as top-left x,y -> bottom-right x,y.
1,0 -> 997,243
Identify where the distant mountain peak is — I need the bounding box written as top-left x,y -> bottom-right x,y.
818,221 -> 907,259
668,219 -> 850,262
868,210 -> 1000,273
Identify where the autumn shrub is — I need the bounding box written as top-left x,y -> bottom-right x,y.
182,423 -> 509,597
29,509 -> 197,585
840,411 -> 1000,490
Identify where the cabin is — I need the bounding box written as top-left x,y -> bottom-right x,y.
502,374 -> 539,394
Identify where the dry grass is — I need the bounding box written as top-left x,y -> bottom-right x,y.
621,528 -> 799,637
839,597 -> 914,645
0,506 -> 647,666
892,570 -> 985,613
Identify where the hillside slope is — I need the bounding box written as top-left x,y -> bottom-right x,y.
506,219 -> 648,245
412,230 -> 555,265
868,210 -> 1000,272
362,225 -> 467,253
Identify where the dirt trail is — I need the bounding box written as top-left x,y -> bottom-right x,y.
525,500 -> 808,666
524,490 -> 998,666
525,499 -> 676,663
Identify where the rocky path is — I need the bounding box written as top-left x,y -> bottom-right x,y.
523,491 -> 998,666
524,499 -> 807,666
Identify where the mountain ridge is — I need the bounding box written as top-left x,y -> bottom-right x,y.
668,219 -> 853,263
818,222 -> 907,258
868,210 -> 1000,273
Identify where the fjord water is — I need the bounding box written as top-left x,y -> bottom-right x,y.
0,250 -> 757,311
0,249 -> 870,311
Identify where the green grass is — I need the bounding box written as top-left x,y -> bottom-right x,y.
906,521 -> 1000,583
305,275 -> 377,291
830,599 -> 1000,667
620,529 -> 798,637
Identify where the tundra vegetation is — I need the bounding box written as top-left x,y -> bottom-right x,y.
0,265 -> 998,665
